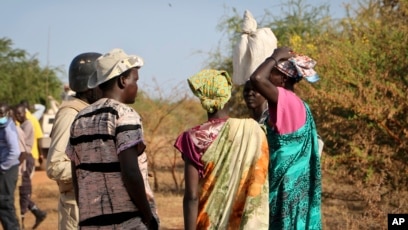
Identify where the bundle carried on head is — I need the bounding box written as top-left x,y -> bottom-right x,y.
232,10 -> 278,85
276,54 -> 320,83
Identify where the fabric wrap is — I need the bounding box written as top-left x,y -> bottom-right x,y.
188,69 -> 232,114
197,118 -> 269,229
233,10 -> 278,85
267,103 -> 322,229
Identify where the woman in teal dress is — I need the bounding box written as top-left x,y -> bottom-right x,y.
250,47 -> 322,230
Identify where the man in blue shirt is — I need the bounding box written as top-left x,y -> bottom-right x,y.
0,102 -> 21,230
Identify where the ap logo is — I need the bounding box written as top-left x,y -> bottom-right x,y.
388,214 -> 408,230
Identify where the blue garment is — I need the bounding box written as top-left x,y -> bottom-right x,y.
0,118 -> 20,229
32,104 -> 46,120
0,164 -> 20,230
267,103 -> 322,230
0,118 -> 20,171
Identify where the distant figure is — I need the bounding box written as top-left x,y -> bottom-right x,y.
250,46 -> 322,229
66,48 -> 159,229
18,100 -> 43,164
61,84 -> 75,101
243,79 -> 268,124
14,104 -> 47,229
46,52 -> 102,230
8,106 -> 29,167
174,69 -> 269,229
9,105 -> 30,223
0,102 -> 21,230
20,100 -> 45,122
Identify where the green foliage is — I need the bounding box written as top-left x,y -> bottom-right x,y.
280,0 -> 408,189
207,0 -> 408,191
206,0 -> 332,119
264,0 -> 331,46
0,38 -> 62,107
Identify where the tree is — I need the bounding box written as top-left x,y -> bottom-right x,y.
206,0 -> 408,227
133,80 -> 205,192
0,37 -> 62,107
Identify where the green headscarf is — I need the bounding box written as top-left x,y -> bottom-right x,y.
188,69 -> 232,113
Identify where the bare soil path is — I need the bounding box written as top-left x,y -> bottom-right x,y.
4,170 -> 183,230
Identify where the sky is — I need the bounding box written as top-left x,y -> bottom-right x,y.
2,0 -> 351,98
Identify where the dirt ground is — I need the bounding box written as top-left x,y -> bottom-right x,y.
2,158 -> 399,230
5,170 -> 184,230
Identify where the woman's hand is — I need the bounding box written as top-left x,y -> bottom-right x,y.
271,46 -> 294,62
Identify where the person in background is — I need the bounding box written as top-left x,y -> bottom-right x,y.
243,79 -> 269,124
18,100 -> 43,166
174,69 -> 269,229
8,106 -> 29,170
20,100 -> 45,121
14,104 -> 47,229
9,106 -> 30,229
61,84 -> 76,101
250,46 -> 322,229
0,102 -> 21,230
243,79 -> 325,157
66,48 -> 159,229
46,52 -> 102,230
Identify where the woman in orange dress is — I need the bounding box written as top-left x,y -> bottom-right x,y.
174,69 -> 269,230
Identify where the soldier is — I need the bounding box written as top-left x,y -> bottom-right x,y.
46,52 -> 102,230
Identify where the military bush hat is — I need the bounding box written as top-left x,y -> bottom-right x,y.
88,48 -> 144,88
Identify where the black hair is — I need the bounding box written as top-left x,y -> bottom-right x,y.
19,99 -> 29,108
285,76 -> 299,85
98,77 -> 117,91
98,68 -> 133,91
0,102 -> 9,110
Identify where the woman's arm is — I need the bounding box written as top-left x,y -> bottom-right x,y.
183,158 -> 199,230
250,47 -> 293,104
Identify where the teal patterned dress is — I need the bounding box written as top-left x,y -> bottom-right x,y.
266,103 -> 322,230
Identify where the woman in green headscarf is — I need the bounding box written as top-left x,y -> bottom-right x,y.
174,69 -> 270,230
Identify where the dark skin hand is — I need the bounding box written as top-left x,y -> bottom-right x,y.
249,46 -> 294,105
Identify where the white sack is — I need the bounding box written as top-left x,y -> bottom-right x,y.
232,10 -> 278,85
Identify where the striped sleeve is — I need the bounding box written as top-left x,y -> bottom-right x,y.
115,108 -> 144,154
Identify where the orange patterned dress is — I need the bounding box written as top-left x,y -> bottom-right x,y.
175,118 -> 269,229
